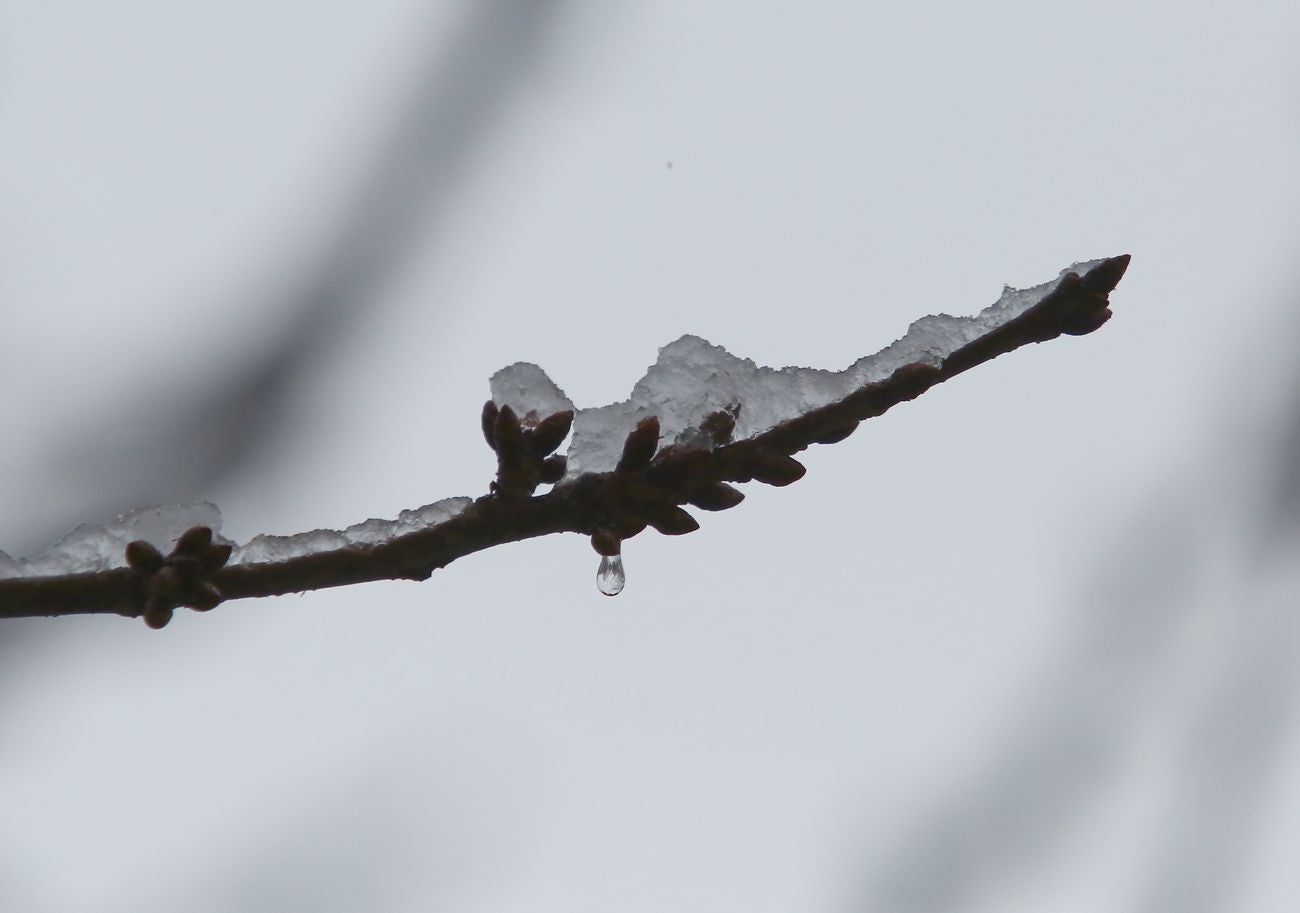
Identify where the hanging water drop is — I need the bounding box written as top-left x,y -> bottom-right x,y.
596,554 -> 625,596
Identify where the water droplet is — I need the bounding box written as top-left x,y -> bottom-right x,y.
596,554 -> 625,596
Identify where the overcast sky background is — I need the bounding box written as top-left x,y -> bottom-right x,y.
2,2 -> 1300,911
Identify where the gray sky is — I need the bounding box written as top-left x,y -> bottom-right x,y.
2,2 -> 1300,911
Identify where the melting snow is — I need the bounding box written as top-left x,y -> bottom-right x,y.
491,260 -> 1106,478
0,503 -> 226,579
229,497 -> 473,566
1,260 -> 1104,580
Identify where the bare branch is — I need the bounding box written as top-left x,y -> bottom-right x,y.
0,255 -> 1129,624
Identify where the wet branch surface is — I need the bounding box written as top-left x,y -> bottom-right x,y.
0,255 -> 1129,624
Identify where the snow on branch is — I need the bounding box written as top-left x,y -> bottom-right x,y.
0,255 -> 1130,624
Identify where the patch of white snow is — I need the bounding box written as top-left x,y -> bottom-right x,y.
0,502 -> 226,579
551,261 -> 1103,477
230,497 -> 473,566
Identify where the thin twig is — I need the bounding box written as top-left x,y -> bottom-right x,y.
0,255 -> 1129,623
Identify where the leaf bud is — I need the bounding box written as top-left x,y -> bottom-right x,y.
811,420 -> 858,444
125,540 -> 165,573
590,528 -> 622,557
174,526 -> 213,557
749,451 -> 806,487
645,505 -> 700,536
617,416 -> 660,472
687,482 -> 745,511
529,410 -> 574,456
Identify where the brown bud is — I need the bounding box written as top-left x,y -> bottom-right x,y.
812,420 -> 858,445
187,582 -> 223,612
645,505 -> 700,536
201,542 -> 233,573
889,363 -> 941,401
481,401 -> 500,450
125,540 -> 165,573
688,482 -> 745,511
494,405 -> 525,460
1081,254 -> 1130,292
749,451 -> 806,486
843,386 -> 891,420
529,410 -> 574,456
539,454 -> 567,484
1061,307 -> 1111,336
175,526 -> 213,557
591,528 -> 622,557
143,604 -> 173,630
618,416 -> 660,472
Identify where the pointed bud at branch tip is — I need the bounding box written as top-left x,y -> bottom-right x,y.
645,505 -> 700,536
750,451 -> 806,486
688,482 -> 745,511
481,401 -> 499,451
591,529 -> 622,557
618,416 -> 660,472
530,411 -> 574,456
1081,254 -> 1130,292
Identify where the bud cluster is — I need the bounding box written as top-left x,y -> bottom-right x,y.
125,526 -> 232,629
481,402 -> 572,497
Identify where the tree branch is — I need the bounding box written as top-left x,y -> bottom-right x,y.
0,255 -> 1129,624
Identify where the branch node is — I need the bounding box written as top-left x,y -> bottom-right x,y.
127,525 -> 232,629
486,405 -> 573,497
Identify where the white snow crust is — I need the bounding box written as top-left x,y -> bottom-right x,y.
0,502 -> 226,579
0,261 -> 1100,580
493,261 -> 1105,479
0,495 -> 477,578
489,363 -> 574,425
229,497 -> 472,566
